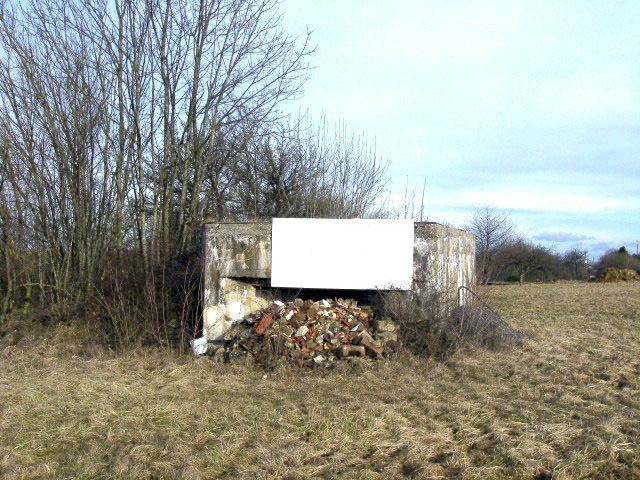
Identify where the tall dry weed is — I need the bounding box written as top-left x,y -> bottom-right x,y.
379,288 -> 528,359
92,255 -> 202,352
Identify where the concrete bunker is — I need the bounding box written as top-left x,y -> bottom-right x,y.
197,218 -> 475,353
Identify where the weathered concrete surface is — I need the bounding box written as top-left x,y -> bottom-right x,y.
201,220 -> 476,345
202,222 -> 273,342
202,278 -> 273,342
413,223 -> 476,305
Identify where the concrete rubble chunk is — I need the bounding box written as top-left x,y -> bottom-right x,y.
190,337 -> 208,355
307,305 -> 319,320
280,325 -> 294,337
215,297 -> 398,367
357,330 -> 374,344
375,317 -> 397,332
353,322 -> 366,332
376,331 -> 398,343
340,345 -> 365,357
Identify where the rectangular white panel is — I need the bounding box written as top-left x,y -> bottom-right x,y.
271,218 -> 414,290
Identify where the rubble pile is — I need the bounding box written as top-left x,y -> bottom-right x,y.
223,298 -> 400,367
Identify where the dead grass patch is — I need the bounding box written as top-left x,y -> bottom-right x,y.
1,282 -> 639,478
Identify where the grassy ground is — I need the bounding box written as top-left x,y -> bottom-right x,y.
1,282 -> 639,479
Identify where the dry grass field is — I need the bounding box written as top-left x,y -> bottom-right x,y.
1,282 -> 639,479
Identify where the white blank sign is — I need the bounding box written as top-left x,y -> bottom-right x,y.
271,218 -> 414,290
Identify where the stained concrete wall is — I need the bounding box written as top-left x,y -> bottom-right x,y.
201,222 -> 273,343
201,220 -> 475,344
413,223 -> 476,305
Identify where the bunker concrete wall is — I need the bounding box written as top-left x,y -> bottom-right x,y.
413,223 -> 476,305
202,221 -> 475,342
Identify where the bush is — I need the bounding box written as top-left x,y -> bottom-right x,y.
93,254 -> 203,352
0,251 -> 204,355
379,290 -> 529,360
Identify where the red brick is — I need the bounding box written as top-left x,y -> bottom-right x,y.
254,314 -> 274,335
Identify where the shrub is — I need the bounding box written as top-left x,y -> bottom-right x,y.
94,254 -> 203,352
379,289 -> 528,360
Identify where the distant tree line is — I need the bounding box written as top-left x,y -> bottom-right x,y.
597,247 -> 640,273
0,0 -> 389,344
465,206 -> 638,285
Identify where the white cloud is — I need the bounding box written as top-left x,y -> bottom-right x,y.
431,189 -> 637,214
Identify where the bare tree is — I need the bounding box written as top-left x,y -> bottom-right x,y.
228,115 -> 389,219
144,0 -> 313,258
300,117 -> 389,218
499,239 -> 555,285
0,143 -> 16,313
465,206 -> 514,284
0,0 -> 313,299
563,248 -> 588,280
0,0 -> 116,297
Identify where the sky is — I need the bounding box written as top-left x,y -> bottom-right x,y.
280,0 -> 640,260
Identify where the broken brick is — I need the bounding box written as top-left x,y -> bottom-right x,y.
359,335 -> 384,357
254,314 -> 274,335
223,297 -> 397,367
